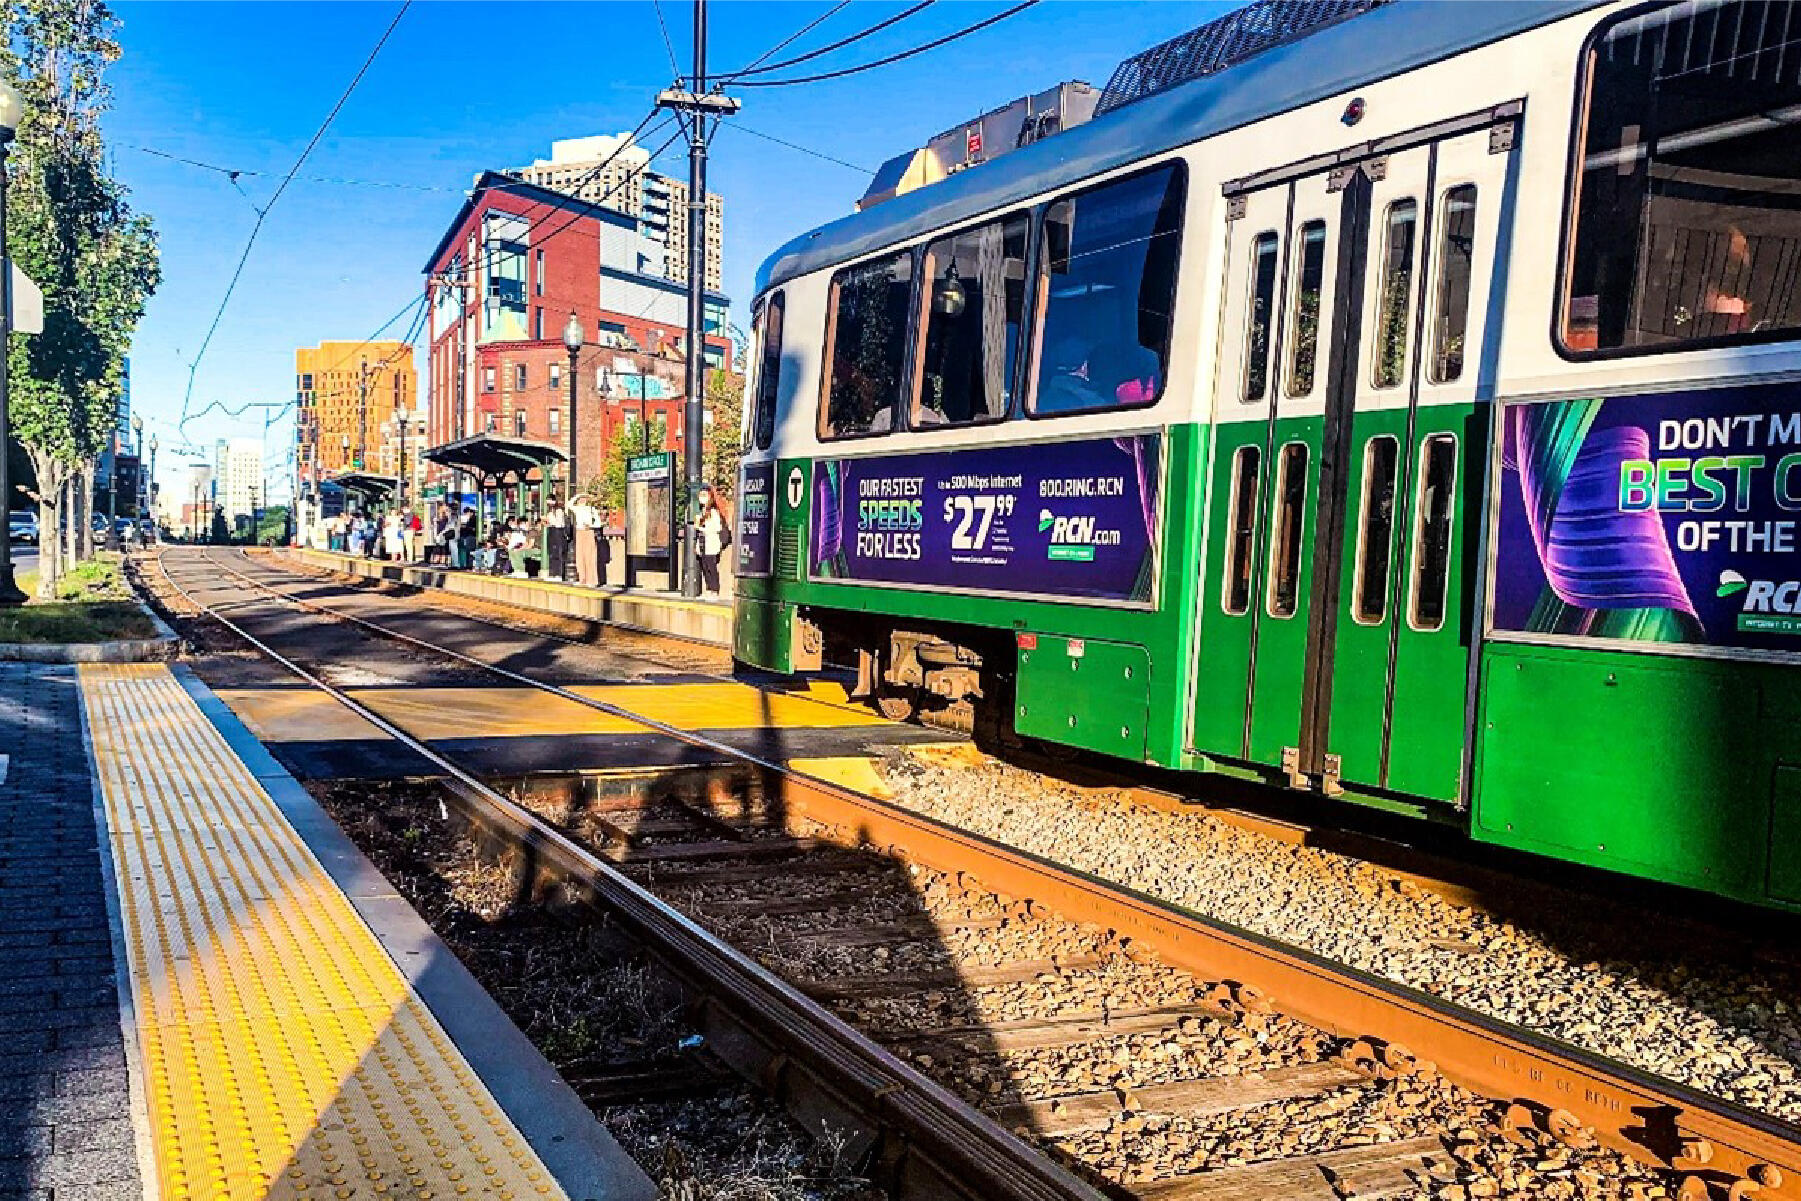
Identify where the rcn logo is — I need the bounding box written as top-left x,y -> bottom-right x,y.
1719,569 -> 1801,613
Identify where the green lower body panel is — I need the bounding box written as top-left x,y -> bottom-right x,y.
1473,642 -> 1801,905
734,595 -> 795,674
1016,636 -> 1151,761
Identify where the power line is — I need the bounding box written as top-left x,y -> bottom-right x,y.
129,145 -> 464,193
734,0 -> 1038,87
651,0 -> 684,80
179,0 -> 412,436
728,123 -> 872,174
724,0 -> 855,78
726,1 -> 930,79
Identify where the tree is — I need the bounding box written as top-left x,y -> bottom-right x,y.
3,0 -> 159,595
597,414 -> 667,521
701,367 -> 743,502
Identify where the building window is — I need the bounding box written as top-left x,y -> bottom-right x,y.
548,408 -> 560,435
535,249 -> 544,296
1030,162 -> 1185,415
819,251 -> 913,439
514,411 -> 528,437
515,363 -> 528,389
1561,0 -> 1801,354
486,413 -> 497,432
549,362 -> 561,390
533,307 -> 543,341
914,214 -> 1028,427
483,367 -> 496,392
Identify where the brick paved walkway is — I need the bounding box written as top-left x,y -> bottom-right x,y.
0,664 -> 143,1201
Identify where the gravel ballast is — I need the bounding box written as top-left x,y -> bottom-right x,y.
873,753 -> 1801,1123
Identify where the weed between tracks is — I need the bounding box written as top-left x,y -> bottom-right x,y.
309,777 -> 878,1201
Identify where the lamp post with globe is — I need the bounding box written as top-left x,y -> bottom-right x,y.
0,78 -> 27,605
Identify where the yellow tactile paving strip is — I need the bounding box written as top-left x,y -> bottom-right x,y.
81,664 -> 566,1201
215,682 -> 890,745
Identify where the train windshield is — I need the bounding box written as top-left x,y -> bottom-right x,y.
1031,163 -> 1185,414
1564,0 -> 1801,353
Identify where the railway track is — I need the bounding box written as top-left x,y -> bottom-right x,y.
149,547 -> 1801,1201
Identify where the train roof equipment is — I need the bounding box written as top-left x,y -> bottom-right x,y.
756,0 -> 1605,298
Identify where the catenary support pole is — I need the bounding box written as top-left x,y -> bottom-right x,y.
0,136 -> 24,605
680,0 -> 709,596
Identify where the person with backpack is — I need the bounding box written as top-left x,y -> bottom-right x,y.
692,484 -> 730,598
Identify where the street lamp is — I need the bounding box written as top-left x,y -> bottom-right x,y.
131,414 -> 143,516
562,312 -> 582,495
0,77 -> 26,604
393,410 -> 407,508
148,434 -> 157,540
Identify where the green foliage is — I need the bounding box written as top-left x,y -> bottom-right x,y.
596,414 -> 667,520
702,367 -> 742,500
3,0 -> 160,592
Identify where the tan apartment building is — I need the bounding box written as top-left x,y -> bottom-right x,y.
295,341 -> 417,483
508,133 -> 724,293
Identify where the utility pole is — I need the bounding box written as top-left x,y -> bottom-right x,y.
658,0 -> 738,596
357,357 -> 370,473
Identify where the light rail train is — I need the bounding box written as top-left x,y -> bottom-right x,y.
732,0 -> 1801,910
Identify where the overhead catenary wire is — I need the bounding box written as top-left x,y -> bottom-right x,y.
129,145 -> 466,193
726,123 -> 872,174
179,0 -> 412,437
733,0 -> 1039,88
723,0 -> 931,79
722,0 -> 856,79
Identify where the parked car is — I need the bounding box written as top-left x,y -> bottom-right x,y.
8,511 -> 38,544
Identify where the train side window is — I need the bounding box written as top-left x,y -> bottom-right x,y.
1286,220 -> 1327,397
1408,434 -> 1458,631
1562,0 -> 1801,354
1429,186 -> 1477,383
820,252 -> 914,439
1267,441 -> 1309,619
914,215 -> 1028,427
1372,199 -> 1418,389
1221,445 -> 1261,615
1351,435 -> 1400,625
1242,231 -> 1279,402
1029,161 -> 1185,416
751,292 -> 785,450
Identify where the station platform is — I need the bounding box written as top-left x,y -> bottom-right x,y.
48,662 -> 655,1201
279,549 -> 732,646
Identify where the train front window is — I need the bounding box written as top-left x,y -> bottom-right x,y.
821,253 -> 914,439
751,292 -> 784,450
1563,0 -> 1801,354
1030,162 -> 1185,416
915,216 -> 1028,427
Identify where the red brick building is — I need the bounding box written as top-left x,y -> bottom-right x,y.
422,172 -> 733,499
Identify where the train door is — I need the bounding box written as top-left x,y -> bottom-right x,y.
1194,109 -> 1518,804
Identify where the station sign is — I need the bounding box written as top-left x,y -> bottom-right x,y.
1494,380 -> 1801,653
809,433 -> 1161,604
625,451 -> 674,559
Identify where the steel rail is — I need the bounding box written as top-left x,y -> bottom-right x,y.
168,549 -> 1801,1201
156,550 -> 1109,1201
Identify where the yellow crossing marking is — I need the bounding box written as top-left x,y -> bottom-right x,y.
217,682 -> 890,745
82,665 -> 565,1201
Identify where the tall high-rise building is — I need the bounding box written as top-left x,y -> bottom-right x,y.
508,134 -> 724,293
295,342 -> 418,483
212,438 -> 263,524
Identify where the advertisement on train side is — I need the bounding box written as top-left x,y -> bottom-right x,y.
737,461 -> 775,577
1493,381 -> 1801,654
809,433 -> 1160,603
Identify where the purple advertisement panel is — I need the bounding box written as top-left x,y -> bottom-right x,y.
810,434 -> 1161,603
737,461 -> 775,577
1494,381 -> 1801,653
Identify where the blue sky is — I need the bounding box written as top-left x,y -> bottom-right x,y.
106,0 -> 1226,498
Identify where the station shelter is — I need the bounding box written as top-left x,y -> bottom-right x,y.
421,433 -> 566,540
